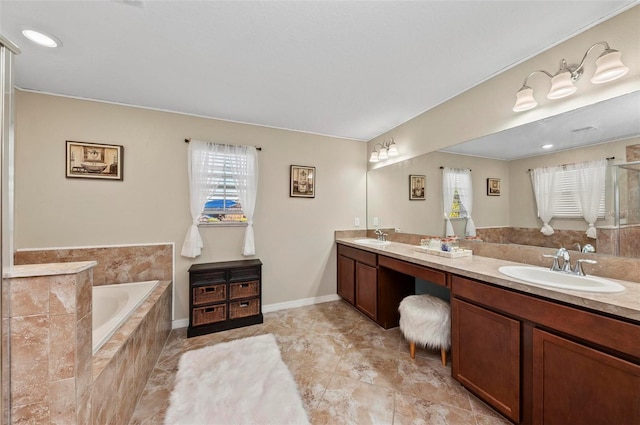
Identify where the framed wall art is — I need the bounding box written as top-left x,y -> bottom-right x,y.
487,178 -> 501,196
409,175 -> 426,200
290,165 -> 315,198
66,141 -> 124,180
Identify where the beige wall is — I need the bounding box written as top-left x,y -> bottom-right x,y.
508,137 -> 640,231
15,91 -> 367,321
367,151 -> 509,236
368,6 -> 640,168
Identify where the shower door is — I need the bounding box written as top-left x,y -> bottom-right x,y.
1,34 -> 20,425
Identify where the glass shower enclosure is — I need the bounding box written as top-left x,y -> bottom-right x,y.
613,161 -> 640,258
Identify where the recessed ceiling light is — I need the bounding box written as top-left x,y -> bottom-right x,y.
541,144 -> 554,149
21,29 -> 61,48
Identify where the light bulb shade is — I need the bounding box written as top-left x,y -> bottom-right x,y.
378,148 -> 388,160
369,151 -> 379,163
513,86 -> 537,112
547,71 -> 577,99
591,50 -> 629,84
387,142 -> 398,156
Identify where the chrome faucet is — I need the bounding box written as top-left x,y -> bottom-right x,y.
544,247 -> 598,276
374,229 -> 388,241
557,248 -> 572,272
573,259 -> 598,276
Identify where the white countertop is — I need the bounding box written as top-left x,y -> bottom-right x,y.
336,238 -> 640,322
3,261 -> 97,278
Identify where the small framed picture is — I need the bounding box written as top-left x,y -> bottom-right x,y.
409,175 -> 426,200
66,141 -> 124,180
290,165 -> 315,198
487,178 -> 501,196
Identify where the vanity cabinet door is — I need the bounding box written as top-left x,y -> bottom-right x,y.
355,262 -> 377,320
532,328 -> 640,425
452,298 -> 521,423
337,254 -> 355,305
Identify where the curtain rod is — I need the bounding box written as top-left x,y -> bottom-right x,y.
440,166 -> 472,171
527,156 -> 614,172
184,138 -> 262,151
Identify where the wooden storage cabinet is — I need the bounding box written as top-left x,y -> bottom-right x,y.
337,244 -> 378,320
532,328 -> 640,425
188,259 -> 263,337
452,298 -> 521,422
451,274 -> 640,424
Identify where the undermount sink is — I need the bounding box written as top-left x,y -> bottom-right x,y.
498,265 -> 625,293
354,238 -> 391,247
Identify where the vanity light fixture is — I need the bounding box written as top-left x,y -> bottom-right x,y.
369,138 -> 398,163
541,144 -> 554,150
21,28 -> 61,48
513,41 -> 628,112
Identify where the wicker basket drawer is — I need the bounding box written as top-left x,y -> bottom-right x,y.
229,299 -> 260,319
193,304 -> 227,326
229,281 -> 259,300
193,283 -> 226,305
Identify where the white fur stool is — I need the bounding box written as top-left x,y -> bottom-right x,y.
398,295 -> 451,366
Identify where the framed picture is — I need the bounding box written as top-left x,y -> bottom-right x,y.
487,178 -> 501,196
409,175 -> 426,200
66,141 -> 123,180
290,165 -> 315,198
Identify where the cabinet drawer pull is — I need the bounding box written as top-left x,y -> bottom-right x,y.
240,283 -> 249,288
204,287 -> 217,292
240,302 -> 249,307
204,307 -> 217,313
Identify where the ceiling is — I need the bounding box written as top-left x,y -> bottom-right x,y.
439,91 -> 640,160
1,1 -> 637,141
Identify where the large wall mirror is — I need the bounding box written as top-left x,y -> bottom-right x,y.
367,91 -> 640,258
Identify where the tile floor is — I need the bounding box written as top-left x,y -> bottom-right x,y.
129,300 -> 511,424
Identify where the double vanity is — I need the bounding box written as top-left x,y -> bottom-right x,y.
336,236 -> 640,425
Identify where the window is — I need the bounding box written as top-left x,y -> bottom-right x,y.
442,167 -> 475,237
198,151 -> 247,225
449,189 -> 468,219
554,168 -> 606,218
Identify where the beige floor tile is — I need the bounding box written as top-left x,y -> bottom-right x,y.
394,392 -> 477,425
396,355 -> 472,411
334,347 -> 401,390
130,300 -> 508,425
312,374 -> 395,425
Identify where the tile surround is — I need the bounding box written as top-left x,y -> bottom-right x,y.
14,244 -> 173,285
5,244 -> 173,424
130,301 -> 510,425
5,268 -> 93,424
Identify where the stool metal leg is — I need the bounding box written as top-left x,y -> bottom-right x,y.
441,347 -> 447,366
409,341 -> 416,359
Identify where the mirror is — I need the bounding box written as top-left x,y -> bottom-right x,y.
367,91 -> 640,258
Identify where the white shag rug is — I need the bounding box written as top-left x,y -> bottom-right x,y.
165,334 -> 309,425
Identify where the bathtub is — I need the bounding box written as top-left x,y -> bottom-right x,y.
92,280 -> 159,354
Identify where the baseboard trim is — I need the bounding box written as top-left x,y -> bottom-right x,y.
171,294 -> 341,329
262,294 -> 341,313
172,318 -> 189,329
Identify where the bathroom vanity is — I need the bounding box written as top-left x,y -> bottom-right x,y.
335,238 -> 640,425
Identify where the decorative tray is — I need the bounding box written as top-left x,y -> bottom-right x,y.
414,246 -> 473,258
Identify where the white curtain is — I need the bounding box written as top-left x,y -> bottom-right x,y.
181,140 -> 218,258
568,159 -> 607,239
456,169 -> 476,237
229,145 -> 259,255
442,168 -> 456,236
442,168 -> 474,237
530,166 -> 561,236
